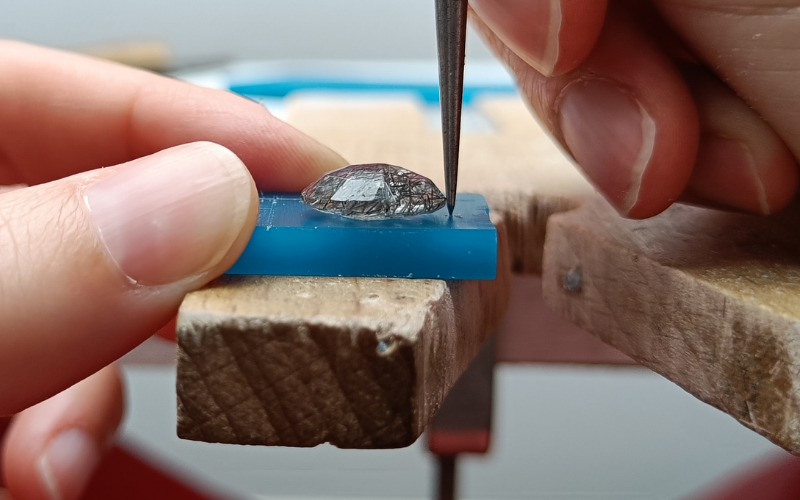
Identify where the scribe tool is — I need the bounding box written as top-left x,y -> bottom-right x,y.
435,0 -> 468,215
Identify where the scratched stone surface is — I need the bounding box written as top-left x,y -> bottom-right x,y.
301,163 -> 446,220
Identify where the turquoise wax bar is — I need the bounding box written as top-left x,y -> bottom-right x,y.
230,80 -> 514,105
226,193 -> 497,280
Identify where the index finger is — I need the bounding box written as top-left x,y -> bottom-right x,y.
0,40 -> 346,189
469,0 -> 608,76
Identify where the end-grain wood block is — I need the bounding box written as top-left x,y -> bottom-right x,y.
175,95 -> 593,449
176,219 -> 510,449
542,196 -> 800,454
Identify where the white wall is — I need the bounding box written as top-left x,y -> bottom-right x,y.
0,0 -> 494,66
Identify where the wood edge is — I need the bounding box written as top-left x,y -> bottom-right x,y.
485,191 -> 586,274
175,214 -> 511,449
541,201 -> 800,454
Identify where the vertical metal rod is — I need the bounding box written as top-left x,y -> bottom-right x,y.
437,454 -> 457,500
435,0 -> 468,215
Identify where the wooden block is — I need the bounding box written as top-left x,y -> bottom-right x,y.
176,219 -> 510,448
212,93 -> 800,454
496,276 -> 636,365
542,196 -> 800,453
175,95 -> 586,449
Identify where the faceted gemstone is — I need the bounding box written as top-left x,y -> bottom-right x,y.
301,163 -> 446,220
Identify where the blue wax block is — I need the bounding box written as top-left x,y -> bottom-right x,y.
226,193 -> 497,280
229,80 -> 515,105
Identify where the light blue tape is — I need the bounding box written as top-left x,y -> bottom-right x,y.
229,80 -> 514,104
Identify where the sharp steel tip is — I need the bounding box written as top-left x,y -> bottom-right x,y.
447,201 -> 455,216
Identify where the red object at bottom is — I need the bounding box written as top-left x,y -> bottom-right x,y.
686,453 -> 800,500
155,316 -> 178,342
428,431 -> 491,456
80,444 -> 229,500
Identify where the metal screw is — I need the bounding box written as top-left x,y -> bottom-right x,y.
563,266 -> 582,293
376,340 -> 391,354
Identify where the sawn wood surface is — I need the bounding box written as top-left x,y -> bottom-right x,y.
176,95 -> 578,448
177,213 -> 509,448
543,197 -> 800,453
177,94 -> 800,454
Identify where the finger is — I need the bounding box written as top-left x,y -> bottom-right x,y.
3,365 -> 123,500
682,66 -> 798,215
0,141 -> 257,414
653,0 -> 800,162
0,186 -> 24,195
0,417 -> 11,487
0,40 -> 347,189
615,0 -> 699,63
154,316 -> 178,343
474,5 -> 700,218
469,0 -> 608,76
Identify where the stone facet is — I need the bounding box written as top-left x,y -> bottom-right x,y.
301,163 -> 446,220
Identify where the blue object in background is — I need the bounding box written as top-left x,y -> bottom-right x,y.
230,79 -> 514,105
227,193 -> 497,280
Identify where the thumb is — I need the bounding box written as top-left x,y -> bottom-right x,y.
0,141 -> 257,415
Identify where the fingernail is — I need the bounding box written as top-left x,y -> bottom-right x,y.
85,142 -> 254,285
559,79 -> 656,215
38,429 -> 100,500
690,135 -> 770,214
471,0 -> 562,75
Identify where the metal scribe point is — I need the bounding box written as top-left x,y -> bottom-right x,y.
436,0 -> 468,215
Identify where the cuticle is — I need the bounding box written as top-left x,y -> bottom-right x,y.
79,182 -> 142,289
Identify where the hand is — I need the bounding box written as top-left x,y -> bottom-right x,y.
0,40 -> 346,500
470,0 -> 800,218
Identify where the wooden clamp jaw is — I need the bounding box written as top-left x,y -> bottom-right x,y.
176,217 -> 510,448
176,93 -> 800,456
174,94 -> 584,449
543,196 -> 800,454
282,94 -> 800,456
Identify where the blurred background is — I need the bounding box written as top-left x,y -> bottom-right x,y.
1,0 -> 492,68
1,1 -> 785,499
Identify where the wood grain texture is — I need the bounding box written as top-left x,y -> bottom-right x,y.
543,197 -> 800,453
176,219 -> 510,448
175,94 -> 800,453
497,276 -> 635,365
175,95 -> 590,449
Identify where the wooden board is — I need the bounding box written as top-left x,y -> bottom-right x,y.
286,94 -> 800,454
176,218 -> 510,448
179,93 -> 800,455
542,196 -> 800,453
175,95 -> 587,449
496,276 -> 636,365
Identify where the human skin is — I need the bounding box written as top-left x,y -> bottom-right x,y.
470,0 -> 800,218
3,1 -> 800,498
0,40 -> 347,500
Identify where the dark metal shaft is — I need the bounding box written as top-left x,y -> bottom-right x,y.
435,0 -> 468,215
437,455 -> 457,500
